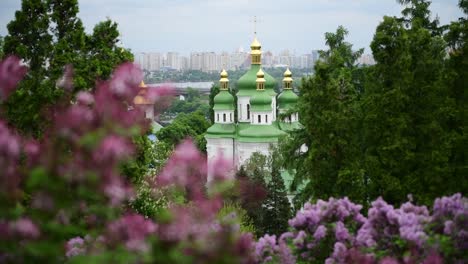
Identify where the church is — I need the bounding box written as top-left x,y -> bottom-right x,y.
205,36 -> 301,180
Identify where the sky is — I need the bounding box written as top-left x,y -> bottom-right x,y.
0,0 -> 464,55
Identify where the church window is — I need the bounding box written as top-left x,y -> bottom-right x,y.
265,114 -> 268,123
230,113 -> 232,122
217,113 -> 219,122
258,115 -> 261,123
247,104 -> 250,119
223,113 -> 226,122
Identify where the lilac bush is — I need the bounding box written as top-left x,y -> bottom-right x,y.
254,194 -> 467,264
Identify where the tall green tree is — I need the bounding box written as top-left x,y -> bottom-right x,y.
0,35 -> 4,59
363,0 -> 458,205
208,84 -> 220,123
1,1 -> 132,136
443,0 -> 468,194
85,19 -> 133,88
262,150 -> 292,236
280,26 -> 366,206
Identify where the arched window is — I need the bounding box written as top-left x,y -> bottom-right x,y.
223,113 -> 226,122
258,115 -> 261,123
217,113 -> 219,122
247,104 -> 250,119
265,114 -> 268,123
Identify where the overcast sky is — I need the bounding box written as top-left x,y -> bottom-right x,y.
0,0 -> 464,55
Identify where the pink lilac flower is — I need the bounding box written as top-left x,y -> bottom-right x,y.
313,225 -> 327,240
0,56 -> 27,100
65,237 -> 85,258
11,218 -> 40,239
157,139 -> 207,200
94,135 -> 134,164
335,221 -> 350,241
76,91 -> 94,105
106,214 -> 157,252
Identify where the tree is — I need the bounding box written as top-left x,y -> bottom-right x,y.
155,111 -> 210,152
208,84 -> 220,123
0,35 -> 4,59
363,0 -> 457,205
443,0 -> 468,196
1,1 -> 132,137
84,19 -> 133,89
280,26 -> 367,206
262,151 -> 292,236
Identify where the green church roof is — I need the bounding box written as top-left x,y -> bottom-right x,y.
237,122 -> 286,142
250,90 -> 272,112
237,64 -> 277,96
205,123 -> 236,138
214,90 -> 234,104
278,90 -> 298,109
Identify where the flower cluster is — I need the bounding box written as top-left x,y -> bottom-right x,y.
254,195 -> 467,264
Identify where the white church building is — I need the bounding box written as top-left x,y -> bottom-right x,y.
205,36 -> 301,181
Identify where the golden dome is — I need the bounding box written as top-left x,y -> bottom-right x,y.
139,80 -> 147,88
250,36 -> 261,50
256,69 -> 266,87
256,68 -> 265,78
220,69 -> 228,78
284,68 -> 292,77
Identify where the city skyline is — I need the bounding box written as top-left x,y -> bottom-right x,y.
0,0 -> 463,55
134,49 -> 376,72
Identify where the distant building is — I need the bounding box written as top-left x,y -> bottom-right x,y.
358,54 -> 376,65
167,52 -> 180,70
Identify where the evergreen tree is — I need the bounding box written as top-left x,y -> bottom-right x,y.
363,0 -> 456,204
208,84 -> 220,123
280,26 -> 367,206
443,0 -> 468,196
262,162 -> 292,236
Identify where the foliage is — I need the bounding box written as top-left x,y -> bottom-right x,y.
164,87 -> 209,119
280,26 -> 366,206
254,194 -> 468,264
156,111 -> 210,152
2,0 -> 132,137
208,84 -> 220,123
217,201 -> 256,234
281,0 -> 468,208
240,151 -> 292,237
0,35 -> 4,59
362,0 -> 462,205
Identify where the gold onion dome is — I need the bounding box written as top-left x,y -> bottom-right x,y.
220,69 -> 228,78
134,80 -> 150,105
219,69 -> 229,90
283,68 -> 293,88
256,69 -> 266,83
250,36 -> 261,50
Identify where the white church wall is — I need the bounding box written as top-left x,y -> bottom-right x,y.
237,96 -> 251,122
271,96 -> 277,121
251,111 -> 273,125
214,110 -> 234,123
207,138 -> 235,182
235,141 -> 275,169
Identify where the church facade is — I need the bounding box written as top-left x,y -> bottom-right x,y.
205,36 -> 300,180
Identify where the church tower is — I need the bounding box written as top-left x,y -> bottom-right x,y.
278,68 -> 300,131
